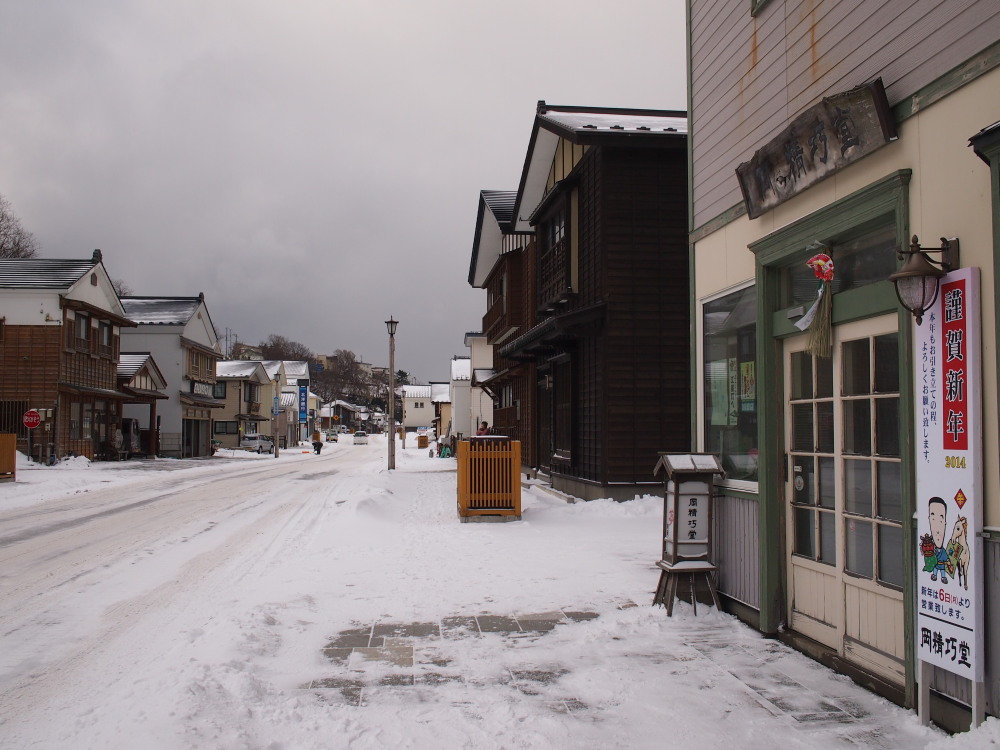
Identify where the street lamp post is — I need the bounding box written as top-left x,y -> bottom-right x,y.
386,317 -> 398,470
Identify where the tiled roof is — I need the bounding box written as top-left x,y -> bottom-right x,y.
469,190 -> 523,288
481,190 -> 516,227
121,296 -> 202,325
431,383 -> 451,402
117,353 -> 152,378
0,257 -> 99,289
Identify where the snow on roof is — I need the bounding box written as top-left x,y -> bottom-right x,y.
538,109 -> 687,136
117,353 -> 152,378
514,103 -> 687,233
283,361 -> 309,378
120,296 -> 202,325
401,384 -> 432,399
0,256 -> 100,289
217,360 -> 262,378
451,358 -> 471,381
431,383 -> 450,403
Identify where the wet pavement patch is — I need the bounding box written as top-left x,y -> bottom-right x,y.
305,607 -> 604,711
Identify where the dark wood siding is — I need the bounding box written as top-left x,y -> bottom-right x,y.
543,145 -> 690,487
690,0 -> 1000,229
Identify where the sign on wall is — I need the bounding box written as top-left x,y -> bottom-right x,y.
914,267 -> 983,681
298,385 -> 308,424
736,80 -> 896,219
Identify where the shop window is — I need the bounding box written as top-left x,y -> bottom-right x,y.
703,285 -> 758,482
783,217 -> 896,308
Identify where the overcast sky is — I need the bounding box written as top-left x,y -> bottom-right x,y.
1,1 -> 686,383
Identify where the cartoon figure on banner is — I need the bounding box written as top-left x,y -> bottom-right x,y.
948,515 -> 971,590
921,497 -> 952,583
793,244 -> 835,358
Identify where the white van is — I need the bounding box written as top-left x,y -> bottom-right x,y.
241,434 -> 275,454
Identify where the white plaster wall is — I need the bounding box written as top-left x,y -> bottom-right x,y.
450,380 -> 471,438
119,327 -> 185,434
65,267 -> 126,316
2,290 -> 65,326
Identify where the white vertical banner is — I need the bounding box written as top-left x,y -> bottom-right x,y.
914,267 -> 983,681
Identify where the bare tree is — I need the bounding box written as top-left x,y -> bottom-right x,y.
259,334 -> 315,362
111,278 -> 134,296
313,349 -> 369,404
0,194 -> 41,258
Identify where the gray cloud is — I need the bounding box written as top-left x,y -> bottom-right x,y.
1,0 -> 686,382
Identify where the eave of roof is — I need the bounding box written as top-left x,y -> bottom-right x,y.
121,295 -> 203,325
469,190 -> 522,288
512,101 -> 687,233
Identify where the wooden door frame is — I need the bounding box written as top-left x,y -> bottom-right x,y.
749,170 -> 918,705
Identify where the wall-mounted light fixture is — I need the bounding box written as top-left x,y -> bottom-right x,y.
888,235 -> 960,325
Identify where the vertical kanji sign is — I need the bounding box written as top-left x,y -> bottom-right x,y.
914,267 -> 983,681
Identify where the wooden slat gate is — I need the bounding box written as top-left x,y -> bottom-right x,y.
457,437 -> 521,520
0,434 -> 16,482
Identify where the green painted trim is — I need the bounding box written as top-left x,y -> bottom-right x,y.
893,39 -> 1000,123
752,171 -> 915,665
714,484 -> 760,502
691,202 -> 748,244
687,0 -> 700,448
750,170 -> 911,261
772,285 -> 899,338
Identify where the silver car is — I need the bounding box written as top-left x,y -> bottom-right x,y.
240,434 -> 275,454
353,431 -> 368,445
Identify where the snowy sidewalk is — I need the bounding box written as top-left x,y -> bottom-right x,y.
299,600 -> 937,749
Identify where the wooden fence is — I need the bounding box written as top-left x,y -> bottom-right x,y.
457,437 -> 521,520
0,433 -> 16,482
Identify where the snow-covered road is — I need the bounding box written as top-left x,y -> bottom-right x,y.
0,438 -> 987,749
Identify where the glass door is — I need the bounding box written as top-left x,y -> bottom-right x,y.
785,314 -> 905,684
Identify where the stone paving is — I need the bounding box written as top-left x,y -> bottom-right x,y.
304,606 -> 606,711
301,605 -> 931,747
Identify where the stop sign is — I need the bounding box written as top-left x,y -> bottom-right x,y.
22,409 -> 41,429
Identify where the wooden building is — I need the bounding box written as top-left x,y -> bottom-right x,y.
687,0 -> 1000,728
470,103 -> 692,500
468,191 -> 537,466
119,294 -> 224,458
0,250 -> 136,461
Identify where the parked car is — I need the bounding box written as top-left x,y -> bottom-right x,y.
326,430 -> 338,442
241,434 -> 275,454
353,431 -> 368,445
